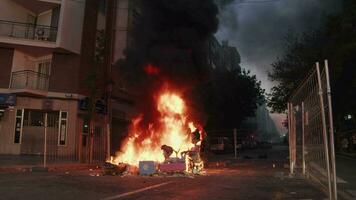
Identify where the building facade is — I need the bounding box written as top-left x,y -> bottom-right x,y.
208,36 -> 241,72
0,0 -> 137,163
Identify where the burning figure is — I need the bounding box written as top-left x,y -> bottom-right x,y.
181,128 -> 204,174
161,145 -> 178,161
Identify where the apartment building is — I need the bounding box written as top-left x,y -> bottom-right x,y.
208,36 -> 242,72
0,0 -> 138,163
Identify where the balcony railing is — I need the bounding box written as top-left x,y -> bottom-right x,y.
0,20 -> 58,42
10,70 -> 50,91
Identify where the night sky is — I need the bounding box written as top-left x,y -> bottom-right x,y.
215,0 -> 342,92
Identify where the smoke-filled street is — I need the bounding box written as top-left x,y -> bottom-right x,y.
0,146 -> 325,200
1,0 -> 356,199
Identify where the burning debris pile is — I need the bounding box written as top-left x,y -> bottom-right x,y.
108,0 -> 220,176
109,90 -> 205,175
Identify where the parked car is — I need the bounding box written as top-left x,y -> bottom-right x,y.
209,137 -> 234,153
259,141 -> 273,149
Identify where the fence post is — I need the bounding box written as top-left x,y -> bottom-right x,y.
316,62 -> 333,200
325,60 -> 338,200
292,105 -> 297,172
288,102 -> 294,174
302,101 -> 306,175
234,128 -> 237,159
44,112 -> 48,168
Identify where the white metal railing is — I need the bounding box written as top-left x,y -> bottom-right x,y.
10,70 -> 50,91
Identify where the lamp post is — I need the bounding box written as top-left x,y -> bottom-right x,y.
106,81 -> 113,161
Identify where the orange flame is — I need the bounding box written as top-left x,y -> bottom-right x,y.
110,91 -> 200,166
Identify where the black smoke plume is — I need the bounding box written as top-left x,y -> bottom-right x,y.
115,0 -> 219,123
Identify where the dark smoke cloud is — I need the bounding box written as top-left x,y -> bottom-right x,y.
118,0 -> 218,86
116,0 -> 219,123
215,0 -> 342,91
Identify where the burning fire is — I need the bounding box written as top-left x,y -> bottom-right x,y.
110,90 -> 201,167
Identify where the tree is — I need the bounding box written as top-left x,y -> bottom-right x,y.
268,0 -> 356,130
190,69 -> 265,130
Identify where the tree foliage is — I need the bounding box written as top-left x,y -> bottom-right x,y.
190,69 -> 265,130
268,1 -> 356,129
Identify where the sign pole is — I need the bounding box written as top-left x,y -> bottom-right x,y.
302,101 -> 306,175
234,128 -> 237,159
44,112 -> 48,168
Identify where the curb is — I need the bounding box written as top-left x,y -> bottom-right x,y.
336,153 -> 356,160
0,164 -> 100,173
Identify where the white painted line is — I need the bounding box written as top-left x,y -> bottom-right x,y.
336,176 -> 347,184
101,181 -> 173,200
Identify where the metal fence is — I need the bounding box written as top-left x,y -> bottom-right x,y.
0,20 -> 57,42
1,110 -> 108,168
288,60 -> 337,199
10,70 -> 50,91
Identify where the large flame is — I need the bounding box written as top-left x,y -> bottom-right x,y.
110,91 -> 200,166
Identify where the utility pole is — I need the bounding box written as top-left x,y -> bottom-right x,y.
104,0 -> 115,161
234,128 -> 237,159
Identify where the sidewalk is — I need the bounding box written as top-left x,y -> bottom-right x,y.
336,154 -> 356,200
0,155 -> 99,173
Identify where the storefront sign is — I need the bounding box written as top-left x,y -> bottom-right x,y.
42,99 -> 53,110
0,93 -> 16,107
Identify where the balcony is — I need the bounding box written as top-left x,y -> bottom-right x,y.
10,70 -> 49,91
0,20 -> 58,42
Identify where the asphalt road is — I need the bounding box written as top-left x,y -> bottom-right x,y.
0,146 -> 326,200
336,155 -> 356,199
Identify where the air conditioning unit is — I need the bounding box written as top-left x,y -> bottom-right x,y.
35,28 -> 48,41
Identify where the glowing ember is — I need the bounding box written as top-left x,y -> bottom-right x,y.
110,91 -> 202,169
144,64 -> 160,75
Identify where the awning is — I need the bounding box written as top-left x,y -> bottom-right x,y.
0,93 -> 17,107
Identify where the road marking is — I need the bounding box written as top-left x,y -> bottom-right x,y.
337,176 -> 347,183
101,181 -> 173,200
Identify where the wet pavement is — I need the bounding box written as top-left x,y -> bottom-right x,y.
0,146 -> 326,200
336,155 -> 356,199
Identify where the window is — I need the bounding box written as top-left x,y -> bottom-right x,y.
14,109 -> 24,144
37,59 -> 51,76
23,110 -> 45,127
58,111 -> 68,146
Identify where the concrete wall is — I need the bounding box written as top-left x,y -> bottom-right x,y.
113,0 -> 129,63
37,10 -> 53,26
0,48 -> 14,89
11,50 -> 36,72
0,109 -> 20,154
57,0 -> 85,53
77,0 -> 100,96
11,50 -> 53,72
49,53 -> 80,93
0,0 -> 34,39
0,0 -> 34,23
